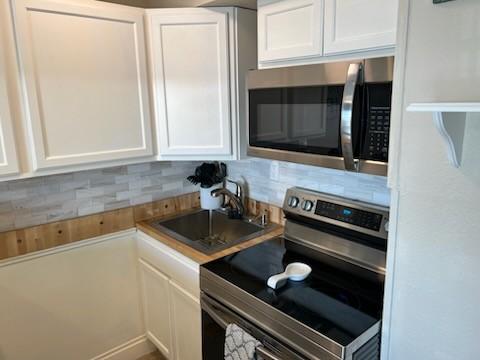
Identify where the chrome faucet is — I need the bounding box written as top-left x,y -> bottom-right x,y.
211,179 -> 245,219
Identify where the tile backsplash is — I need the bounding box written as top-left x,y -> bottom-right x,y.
0,162 -> 199,232
226,158 -> 390,208
0,158 -> 390,232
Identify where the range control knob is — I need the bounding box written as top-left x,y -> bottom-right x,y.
302,200 -> 314,212
287,196 -> 300,208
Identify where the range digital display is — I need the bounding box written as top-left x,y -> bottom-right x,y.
315,200 -> 383,231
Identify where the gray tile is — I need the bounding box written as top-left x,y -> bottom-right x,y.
78,203 -> 105,216
0,159 -> 389,232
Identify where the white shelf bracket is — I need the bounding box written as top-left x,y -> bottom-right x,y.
407,103 -> 480,168
432,111 -> 465,167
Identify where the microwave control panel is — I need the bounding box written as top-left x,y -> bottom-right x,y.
365,106 -> 390,161
363,83 -> 392,162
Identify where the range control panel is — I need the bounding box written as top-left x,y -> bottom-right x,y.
315,200 -> 383,231
283,187 -> 389,239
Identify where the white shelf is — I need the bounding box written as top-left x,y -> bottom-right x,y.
407,102 -> 480,167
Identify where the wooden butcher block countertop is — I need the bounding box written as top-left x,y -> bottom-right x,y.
0,192 -> 285,263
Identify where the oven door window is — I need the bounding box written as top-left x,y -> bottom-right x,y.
249,85 -> 354,156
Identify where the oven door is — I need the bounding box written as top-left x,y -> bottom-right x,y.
201,293 -> 307,360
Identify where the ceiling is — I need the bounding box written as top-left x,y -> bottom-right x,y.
98,0 -> 257,9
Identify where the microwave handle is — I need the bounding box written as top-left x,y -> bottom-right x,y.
341,63 -> 362,172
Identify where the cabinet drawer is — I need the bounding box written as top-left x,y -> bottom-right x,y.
137,231 -> 200,298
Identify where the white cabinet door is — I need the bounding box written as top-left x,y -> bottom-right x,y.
13,0 -> 153,171
0,27 -> 19,177
258,0 -> 324,63
139,259 -> 174,359
169,280 -> 202,360
148,9 -> 232,157
324,0 -> 398,55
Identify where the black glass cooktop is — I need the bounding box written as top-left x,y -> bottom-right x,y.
202,237 -> 385,346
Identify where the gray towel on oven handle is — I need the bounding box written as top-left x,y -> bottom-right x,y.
224,323 -> 262,360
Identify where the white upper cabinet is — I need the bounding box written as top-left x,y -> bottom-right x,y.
323,0 -> 398,55
147,8 -> 256,160
258,0 -> 324,63
12,0 -> 154,171
257,0 -> 398,67
0,26 -> 19,177
148,8 -> 232,158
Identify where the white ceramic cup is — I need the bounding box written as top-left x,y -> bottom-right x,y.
200,183 -> 223,210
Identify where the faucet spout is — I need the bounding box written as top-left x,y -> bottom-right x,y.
211,187 -> 245,218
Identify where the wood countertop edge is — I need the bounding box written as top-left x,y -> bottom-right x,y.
136,221 -> 284,265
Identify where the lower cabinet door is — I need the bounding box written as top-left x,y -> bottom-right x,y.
139,259 -> 174,359
170,280 -> 202,360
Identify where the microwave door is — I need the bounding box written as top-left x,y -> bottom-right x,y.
340,63 -> 363,172
249,86 -> 344,156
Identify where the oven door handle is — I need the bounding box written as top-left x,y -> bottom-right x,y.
341,62 -> 362,172
201,297 -> 279,358
201,296 -> 230,329
202,301 -> 283,360
256,345 -> 283,360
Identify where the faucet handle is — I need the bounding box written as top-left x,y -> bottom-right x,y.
248,209 -> 268,227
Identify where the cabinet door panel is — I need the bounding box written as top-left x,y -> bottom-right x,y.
0,29 -> 19,177
13,0 -> 153,170
139,259 -> 173,358
149,10 -> 232,156
324,0 -> 398,55
169,281 -> 202,360
258,0 -> 324,62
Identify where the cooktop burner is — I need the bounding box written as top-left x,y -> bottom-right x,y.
203,236 -> 385,346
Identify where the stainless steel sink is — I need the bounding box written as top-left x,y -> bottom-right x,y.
149,209 -> 277,255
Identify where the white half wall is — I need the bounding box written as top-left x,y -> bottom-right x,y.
384,1 -> 480,359
0,231 -> 154,360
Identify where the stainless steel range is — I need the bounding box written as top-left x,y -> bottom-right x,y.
200,187 -> 389,360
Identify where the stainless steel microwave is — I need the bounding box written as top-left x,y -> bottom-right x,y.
247,57 -> 394,176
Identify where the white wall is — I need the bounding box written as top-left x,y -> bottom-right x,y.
0,231 -> 153,360
384,1 -> 480,359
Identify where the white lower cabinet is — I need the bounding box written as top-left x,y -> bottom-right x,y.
137,231 -> 202,360
139,259 -> 174,358
170,281 -> 202,360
